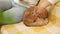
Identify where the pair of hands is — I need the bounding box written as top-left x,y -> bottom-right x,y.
23,0 -> 51,26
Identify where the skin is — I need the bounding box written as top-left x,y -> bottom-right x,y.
20,0 -> 53,26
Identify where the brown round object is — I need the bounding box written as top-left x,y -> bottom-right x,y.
23,6 -> 48,26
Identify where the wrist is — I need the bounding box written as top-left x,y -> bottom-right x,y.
48,0 -> 60,5
39,0 -> 51,9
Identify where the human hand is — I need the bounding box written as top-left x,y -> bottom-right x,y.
36,7 -> 48,18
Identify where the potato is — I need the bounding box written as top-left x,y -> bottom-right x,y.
23,6 -> 48,26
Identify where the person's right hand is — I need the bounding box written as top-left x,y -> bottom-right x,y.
36,7 -> 48,18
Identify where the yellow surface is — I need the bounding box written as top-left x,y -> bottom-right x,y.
1,21 -> 60,34
1,0 -> 60,34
